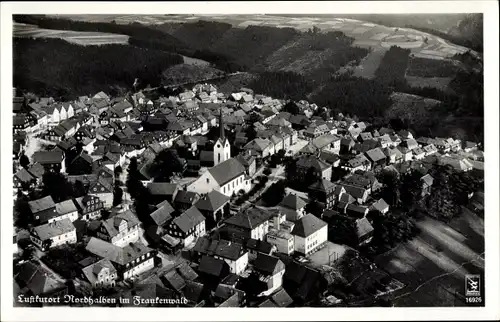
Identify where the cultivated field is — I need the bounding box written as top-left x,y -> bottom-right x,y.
14,22 -> 129,45
374,210 -> 484,306
353,49 -> 387,79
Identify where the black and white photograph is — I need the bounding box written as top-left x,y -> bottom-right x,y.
1,1 -> 498,321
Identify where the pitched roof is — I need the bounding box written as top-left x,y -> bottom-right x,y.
208,158 -> 246,186
147,182 -> 179,196
195,190 -> 230,212
421,174 -> 434,186
176,263 -> 198,281
356,217 -> 374,239
198,255 -> 228,277
309,179 -> 336,193
253,253 -> 285,275
225,206 -> 273,229
296,156 -> 330,171
82,258 -> 116,285
259,299 -> 277,307
15,168 -> 35,183
163,270 -> 186,292
291,214 -> 327,238
271,288 -> 293,307
32,218 -> 75,241
32,150 -> 64,164
194,238 -> 245,261
280,194 -> 307,210
28,196 -> 56,214
150,201 -> 175,226
370,198 -> 389,212
85,237 -> 151,266
55,199 -> 78,215
101,210 -> 141,238
365,148 -> 387,162
173,206 -> 205,233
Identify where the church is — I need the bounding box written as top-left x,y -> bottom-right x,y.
188,109 -> 251,197
213,110 -> 231,166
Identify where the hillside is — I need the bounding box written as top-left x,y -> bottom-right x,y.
13,37 -> 184,99
162,64 -> 225,86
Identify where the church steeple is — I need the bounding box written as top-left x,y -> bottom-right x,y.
219,108 -> 225,141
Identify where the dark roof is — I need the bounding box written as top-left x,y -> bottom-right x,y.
174,190 -> 199,205
296,155 -> 330,171
28,196 -> 56,214
150,201 -> 175,226
365,148 -> 387,162
183,280 -> 205,304
291,214 -> 327,238
198,255 -> 228,277
193,238 -> 245,261
259,299 -> 277,307
85,237 -> 152,266
163,270 -> 186,292
309,179 -> 336,193
195,190 -> 230,212
208,158 -> 246,186
176,263 -> 198,281
173,206 -> 205,233
271,288 -> 294,307
245,238 -> 274,254
225,206 -> 273,229
280,194 -> 307,210
101,210 -> 140,238
253,253 -> 285,275
32,151 -> 64,164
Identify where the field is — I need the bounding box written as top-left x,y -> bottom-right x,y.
374,209 -> 484,306
353,49 -> 387,79
14,22 -> 129,45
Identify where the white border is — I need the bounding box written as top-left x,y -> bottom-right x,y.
1,1 -> 498,321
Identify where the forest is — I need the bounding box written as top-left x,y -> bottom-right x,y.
374,46 -> 411,88
248,71 -> 314,102
13,37 -> 184,99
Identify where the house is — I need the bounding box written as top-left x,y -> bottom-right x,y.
412,147 -> 426,160
54,199 -> 79,223
30,218 -> 77,251
85,237 -> 155,280
197,255 -> 230,282
356,217 -> 374,245
243,138 -> 275,159
235,152 -> 257,177
296,156 -> 332,181
420,173 -> 434,196
192,238 -> 249,275
96,210 -> 141,247
282,261 -> 327,304
370,198 -> 390,215
365,148 -> 387,168
166,206 -> 206,247
279,194 -> 307,222
308,179 -> 337,209
346,203 -> 369,218
270,288 -> 294,307
187,158 -> 250,197
384,147 -> 404,164
423,143 -> 438,156
13,168 -> 36,190
266,229 -> 294,255
89,176 -> 114,209
81,258 -> 118,288
341,184 -> 370,204
397,146 -> 413,162
74,195 -> 103,221
173,190 -> 201,212
224,206 -> 273,242
245,239 -> 276,258
149,200 -> 176,227
28,196 -> 58,224
13,114 -> 31,133
147,182 -> 180,204
32,150 -> 66,173
291,214 -> 328,256
15,262 -> 68,299
252,253 -> 286,296
194,190 -> 230,228
464,141 -> 479,153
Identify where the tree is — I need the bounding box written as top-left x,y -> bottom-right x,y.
331,167 -> 349,182
326,215 -> 359,248
262,180 -> 286,207
283,101 -> 301,115
399,169 -> 425,211
14,191 -> 33,229
126,157 -> 141,199
114,166 -> 123,176
42,172 -> 75,202
377,171 -> 401,207
305,198 -> 324,218
151,149 -> 185,182
20,154 -> 30,169
113,187 -> 123,207
370,210 -> 418,252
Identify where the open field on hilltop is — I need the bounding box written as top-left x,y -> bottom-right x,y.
14,23 -> 129,46
405,76 -> 454,92
374,211 -> 484,306
353,49 -> 387,79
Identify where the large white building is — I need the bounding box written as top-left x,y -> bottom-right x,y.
291,214 -> 328,256
30,218 -> 77,251
187,158 -> 250,197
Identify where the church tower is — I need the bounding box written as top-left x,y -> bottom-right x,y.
213,109 -> 230,166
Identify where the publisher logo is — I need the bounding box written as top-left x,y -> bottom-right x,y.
465,275 -> 481,297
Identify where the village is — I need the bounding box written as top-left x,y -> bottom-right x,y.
12,81 -> 485,307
